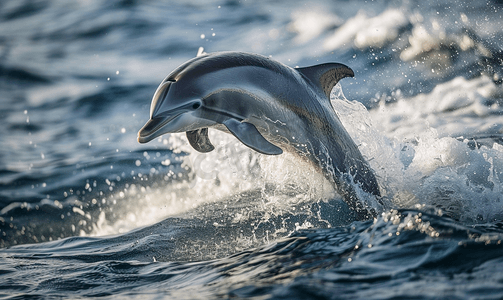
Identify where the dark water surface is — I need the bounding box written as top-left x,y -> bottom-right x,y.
1,0 -> 503,299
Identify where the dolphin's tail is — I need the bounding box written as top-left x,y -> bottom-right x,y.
321,139 -> 382,219
330,127 -> 383,219
334,172 -> 381,220
347,155 -> 381,198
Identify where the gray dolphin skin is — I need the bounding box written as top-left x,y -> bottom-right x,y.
138,51 -> 381,219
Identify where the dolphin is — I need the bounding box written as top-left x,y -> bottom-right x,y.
138,51 -> 381,219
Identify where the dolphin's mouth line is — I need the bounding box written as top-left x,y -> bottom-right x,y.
138,112 -> 183,137
137,113 -> 184,143
138,101 -> 202,143
138,104 -> 247,144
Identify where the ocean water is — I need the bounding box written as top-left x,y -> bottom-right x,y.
1,0 -> 503,299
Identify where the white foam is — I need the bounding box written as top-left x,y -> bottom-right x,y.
324,9 -> 409,50
288,8 -> 342,44
400,24 -> 445,62
370,76 -> 503,140
89,131 -> 258,236
331,78 -> 503,223
90,128 -> 336,237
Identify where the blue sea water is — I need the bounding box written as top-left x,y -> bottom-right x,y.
1,0 -> 503,299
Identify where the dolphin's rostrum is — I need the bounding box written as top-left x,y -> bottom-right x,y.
138,51 -> 381,219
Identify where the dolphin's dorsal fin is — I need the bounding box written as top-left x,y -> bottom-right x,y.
296,63 -> 354,98
186,128 -> 215,153
222,119 -> 283,155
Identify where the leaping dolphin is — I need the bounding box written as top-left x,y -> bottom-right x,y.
138,51 -> 381,219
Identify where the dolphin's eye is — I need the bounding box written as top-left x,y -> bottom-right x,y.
192,102 -> 201,109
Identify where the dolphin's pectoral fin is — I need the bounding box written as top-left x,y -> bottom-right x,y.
297,63 -> 354,98
186,128 -> 215,153
223,119 -> 283,155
